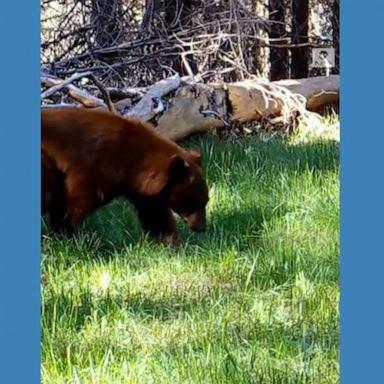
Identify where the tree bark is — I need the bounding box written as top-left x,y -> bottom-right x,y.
291,0 -> 309,78
269,0 -> 289,80
332,0 -> 340,74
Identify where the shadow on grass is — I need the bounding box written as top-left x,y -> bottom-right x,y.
42,290 -> 220,332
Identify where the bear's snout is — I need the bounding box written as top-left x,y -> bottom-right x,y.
184,211 -> 206,233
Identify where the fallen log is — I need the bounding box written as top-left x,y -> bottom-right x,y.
227,75 -> 339,122
274,75 -> 339,112
156,75 -> 338,139
41,74 -> 339,141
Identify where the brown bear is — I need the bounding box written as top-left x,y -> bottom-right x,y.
41,108 -> 209,244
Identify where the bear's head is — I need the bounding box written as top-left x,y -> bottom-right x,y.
166,149 -> 209,232
141,148 -> 209,232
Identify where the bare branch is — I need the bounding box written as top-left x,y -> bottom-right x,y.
41,71 -> 92,99
89,74 -> 117,114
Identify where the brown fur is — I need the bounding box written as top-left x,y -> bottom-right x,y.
41,108 -> 209,243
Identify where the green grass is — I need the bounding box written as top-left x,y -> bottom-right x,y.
41,129 -> 339,384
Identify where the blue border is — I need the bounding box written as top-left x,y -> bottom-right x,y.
0,1 -> 382,382
341,1 -> 384,383
0,1 -> 40,382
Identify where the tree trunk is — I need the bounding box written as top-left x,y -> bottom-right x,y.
291,0 -> 309,78
269,0 -> 289,80
332,0 -> 339,74
254,1 -> 270,78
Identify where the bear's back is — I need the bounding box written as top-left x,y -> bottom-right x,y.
41,108 -> 186,181
42,108 -> 179,154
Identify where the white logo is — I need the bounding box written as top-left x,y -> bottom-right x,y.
311,48 -> 335,69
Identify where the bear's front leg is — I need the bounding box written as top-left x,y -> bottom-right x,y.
46,177 -> 73,235
42,165 -> 70,233
133,197 -> 177,245
49,197 -> 73,235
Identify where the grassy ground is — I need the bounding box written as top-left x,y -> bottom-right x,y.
41,124 -> 339,383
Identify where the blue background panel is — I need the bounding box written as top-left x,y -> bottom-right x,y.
341,1 -> 384,383
0,0 -> 41,383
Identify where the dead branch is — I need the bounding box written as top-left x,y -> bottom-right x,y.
106,87 -> 147,99
68,87 -> 105,108
89,74 -> 117,114
41,103 -> 79,109
41,71 -> 92,99
41,75 -> 105,108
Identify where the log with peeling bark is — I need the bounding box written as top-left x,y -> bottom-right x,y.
227,75 -> 339,122
274,75 -> 339,112
41,74 -> 339,141
157,84 -> 227,141
156,75 -> 338,140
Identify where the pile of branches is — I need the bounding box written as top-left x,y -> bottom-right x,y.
42,0 -> 271,86
41,0 -> 339,140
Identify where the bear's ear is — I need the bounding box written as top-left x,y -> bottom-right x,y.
168,154 -> 190,182
141,155 -> 189,195
188,149 -> 201,166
